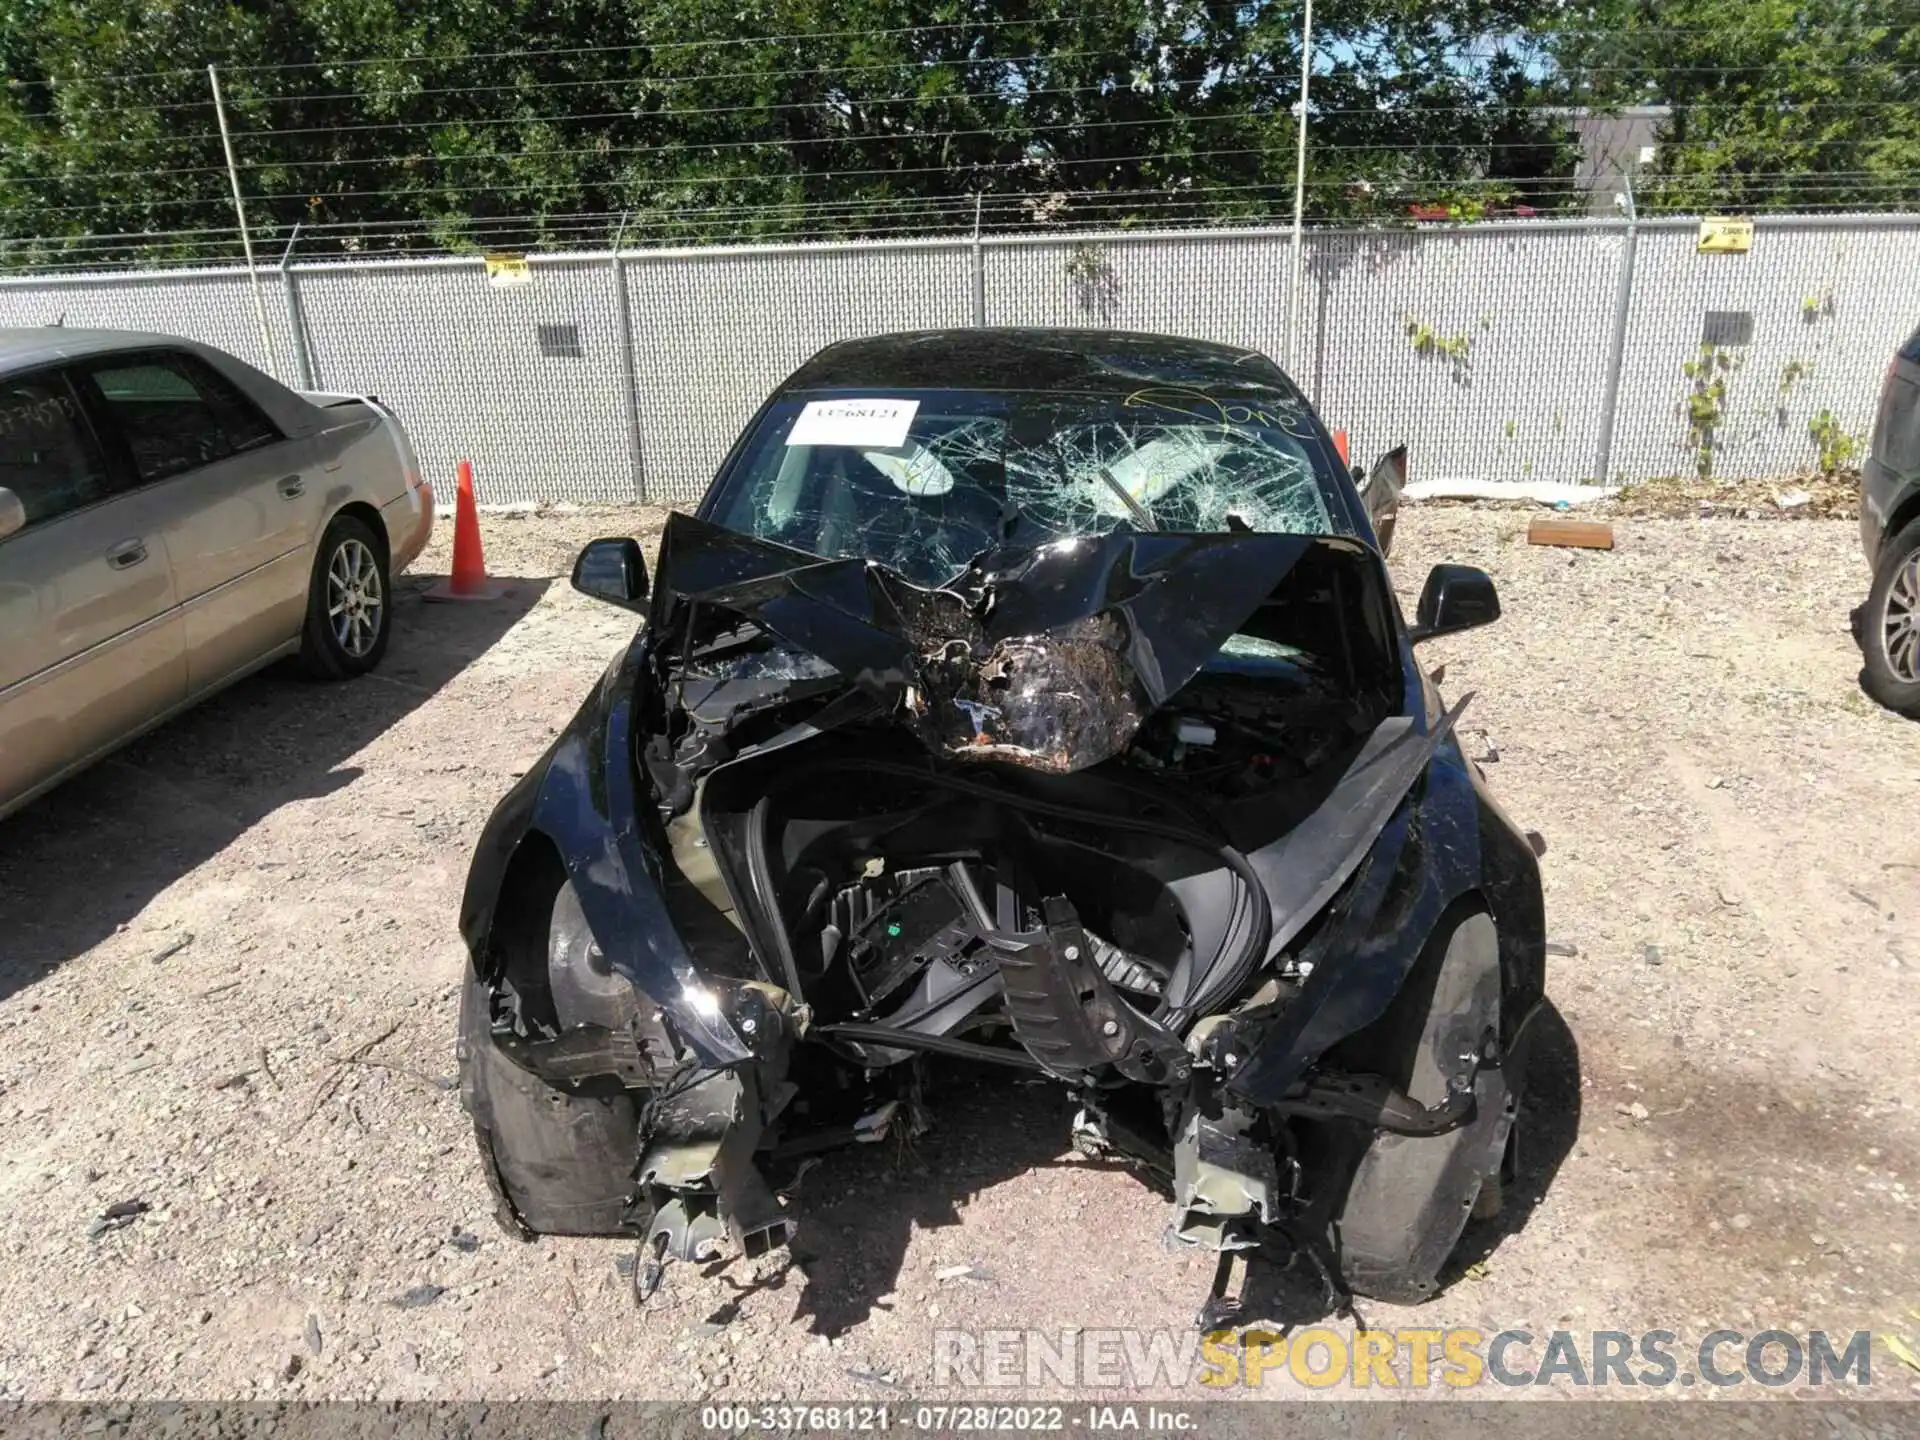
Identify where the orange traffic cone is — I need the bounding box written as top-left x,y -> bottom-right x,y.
425,459 -> 506,602
1333,429 -> 1350,466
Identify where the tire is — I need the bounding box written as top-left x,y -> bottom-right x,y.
1328,906 -> 1516,1304
457,882 -> 643,1238
1861,517 -> 1920,718
298,512 -> 391,680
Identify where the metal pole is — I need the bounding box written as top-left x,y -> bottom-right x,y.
277,223 -> 316,391
971,193 -> 986,327
1593,174 -> 1638,485
208,65 -> 281,381
1286,0 -> 1315,372
610,212 -> 648,502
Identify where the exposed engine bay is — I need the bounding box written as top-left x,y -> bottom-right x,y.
458,511 -> 1546,1323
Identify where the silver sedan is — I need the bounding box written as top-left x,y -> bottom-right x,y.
0,327 -> 435,819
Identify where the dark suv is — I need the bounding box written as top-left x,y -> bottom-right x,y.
1859,324 -> 1920,717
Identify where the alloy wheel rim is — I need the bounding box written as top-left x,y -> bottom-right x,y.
326,538 -> 384,658
1884,548 -> 1920,684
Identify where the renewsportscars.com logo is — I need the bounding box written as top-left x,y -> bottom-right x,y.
932,1327 -> 1878,1391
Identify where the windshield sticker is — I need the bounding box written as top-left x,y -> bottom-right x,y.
786,398 -> 919,449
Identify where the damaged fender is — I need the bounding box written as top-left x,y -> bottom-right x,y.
458,641 -> 753,1070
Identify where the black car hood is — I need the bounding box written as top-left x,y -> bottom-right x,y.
652,512 -> 1357,773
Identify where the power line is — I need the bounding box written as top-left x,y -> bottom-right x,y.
227,18 -> 1188,76
9,138 -> 1918,227
0,188 -> 1390,252
9,41 -> 1270,135
231,145 -> 1298,207
15,172 -> 1920,257
12,43 -> 1213,118
224,77 -> 1225,144
18,10 -> 1920,91
15,25 -> 1920,114
2,19 -> 1200,88
3,203 -> 1909,272
11,54 -> 1918,141
231,108 -> 1308,176
214,45 -> 1206,111
18,87 -> 1920,164
8,155 -> 1917,229
16,192 -> 1920,275
212,91 -> 1920,151
12,106 -> 1911,194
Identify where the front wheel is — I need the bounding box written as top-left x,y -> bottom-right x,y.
458,880 -> 644,1237
1328,906 -> 1516,1304
299,513 -> 391,680
1861,517 -> 1920,718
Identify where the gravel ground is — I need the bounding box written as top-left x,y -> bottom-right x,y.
1,504 -> 1917,1406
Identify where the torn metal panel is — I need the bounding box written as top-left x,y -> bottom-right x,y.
1170,1105 -> 1282,1252
637,1066 -> 794,1262
651,512 -> 1346,775
990,895 -> 1189,1084
910,616 -> 1143,773
1359,445 -> 1408,557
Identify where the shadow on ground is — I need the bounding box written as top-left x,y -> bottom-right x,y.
678,1004 -> 1583,1341
0,575 -> 547,1003
686,1065 -> 1078,1340
1446,1000 -> 1583,1274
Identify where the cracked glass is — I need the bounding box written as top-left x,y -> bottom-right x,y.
708,387 -> 1349,587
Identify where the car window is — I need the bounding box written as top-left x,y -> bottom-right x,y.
709,388 -> 1349,586
1902,326 -> 1920,364
0,369 -> 117,532
175,352 -> 281,453
85,351 -> 279,483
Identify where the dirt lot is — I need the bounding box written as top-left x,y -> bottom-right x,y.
1,504 -> 1917,1406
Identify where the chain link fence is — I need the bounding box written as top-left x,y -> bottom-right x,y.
2,214 -> 1913,506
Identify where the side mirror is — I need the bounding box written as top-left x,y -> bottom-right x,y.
1412,564 -> 1500,643
0,487 -> 24,541
1359,446 -> 1408,557
571,536 -> 649,611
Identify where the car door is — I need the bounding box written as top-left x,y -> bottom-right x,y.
75,349 -> 319,696
0,365 -> 186,816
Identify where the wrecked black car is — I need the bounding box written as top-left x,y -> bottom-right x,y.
456,329 -> 1546,1317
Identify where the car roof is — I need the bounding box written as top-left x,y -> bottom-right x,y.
0,327 -> 213,372
783,328 -> 1301,398
0,326 -> 326,437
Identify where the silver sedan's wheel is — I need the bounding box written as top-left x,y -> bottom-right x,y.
327,537 -> 385,659
300,513 -> 391,680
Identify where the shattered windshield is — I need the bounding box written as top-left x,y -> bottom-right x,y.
706,386 -> 1351,587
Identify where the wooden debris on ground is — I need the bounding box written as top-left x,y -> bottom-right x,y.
1527,517 -> 1616,549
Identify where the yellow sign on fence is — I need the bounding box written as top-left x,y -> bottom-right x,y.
1697,217 -> 1754,254
483,252 -> 532,287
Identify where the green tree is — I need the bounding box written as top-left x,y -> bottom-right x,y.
2,0 -> 1580,268
1552,0 -> 1920,212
